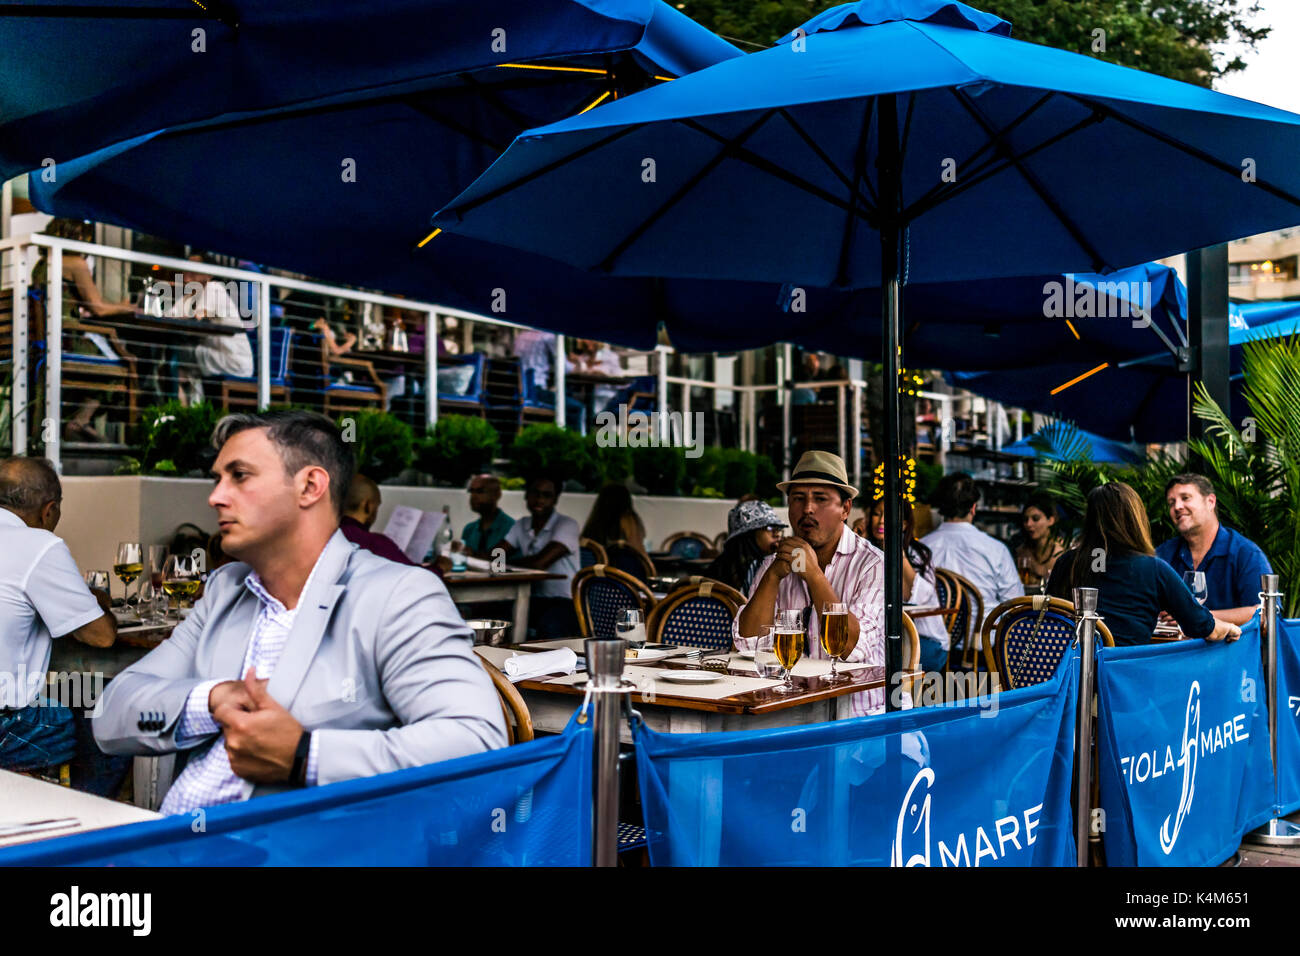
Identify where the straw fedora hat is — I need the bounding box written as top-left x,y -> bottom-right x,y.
776,450 -> 858,500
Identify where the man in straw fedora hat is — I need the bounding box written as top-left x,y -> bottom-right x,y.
734,451 -> 887,715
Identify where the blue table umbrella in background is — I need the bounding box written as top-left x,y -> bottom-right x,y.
18,0 -> 740,349
430,0 -> 1300,707
1001,422 -> 1142,465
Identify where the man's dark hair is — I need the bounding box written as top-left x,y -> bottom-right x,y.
0,456 -> 62,514
212,411 -> 355,516
526,473 -> 560,496
1164,473 -> 1215,501
931,472 -> 981,519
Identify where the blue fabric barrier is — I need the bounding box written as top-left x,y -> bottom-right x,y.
0,722 -> 591,867
636,652 -> 1078,866
1096,623 -> 1274,866
1275,618 -> 1300,815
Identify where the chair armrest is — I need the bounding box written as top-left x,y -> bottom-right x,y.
66,319 -> 138,377
329,354 -> 384,390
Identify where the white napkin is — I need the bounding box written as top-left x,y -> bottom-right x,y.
503,647 -> 578,683
463,555 -> 493,572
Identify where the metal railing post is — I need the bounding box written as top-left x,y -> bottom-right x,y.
426,310 -> 439,430
11,244 -> 35,455
1245,574 -> 1300,844
257,279 -> 271,410
553,333 -> 565,429
586,638 -> 625,867
851,382 -> 863,491
837,383 -> 847,465
45,245 -> 62,472
656,345 -> 669,444
1072,586 -> 1099,867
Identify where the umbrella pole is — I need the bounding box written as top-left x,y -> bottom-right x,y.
879,94 -> 905,711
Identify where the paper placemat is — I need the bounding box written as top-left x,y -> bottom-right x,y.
545,664 -> 781,700
522,638 -> 689,661
729,652 -> 869,679
474,646 -> 524,671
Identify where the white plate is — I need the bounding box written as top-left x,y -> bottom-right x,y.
625,648 -> 670,663
658,670 -> 723,684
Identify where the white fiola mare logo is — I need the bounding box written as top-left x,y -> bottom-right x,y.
1160,682 -> 1200,854
891,766 -> 1044,867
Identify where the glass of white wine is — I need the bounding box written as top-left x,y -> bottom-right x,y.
162,554 -> 202,611
114,542 -> 144,620
772,609 -> 804,693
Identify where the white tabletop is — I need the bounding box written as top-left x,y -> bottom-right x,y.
0,769 -> 160,848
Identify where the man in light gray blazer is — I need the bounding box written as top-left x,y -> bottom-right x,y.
93,410 -> 506,813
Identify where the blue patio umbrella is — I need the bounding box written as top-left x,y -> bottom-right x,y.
0,0 -> 737,180
1001,423 -> 1141,465
18,0 -> 740,349
430,0 -> 1300,709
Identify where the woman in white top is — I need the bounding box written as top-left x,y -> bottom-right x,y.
861,497 -> 951,673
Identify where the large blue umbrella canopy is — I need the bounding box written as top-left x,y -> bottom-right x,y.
20,0 -> 740,348
0,0 -> 737,180
429,0 -> 1300,713
1002,422 -> 1142,465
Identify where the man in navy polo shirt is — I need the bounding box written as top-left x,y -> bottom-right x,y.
1156,473 -> 1272,627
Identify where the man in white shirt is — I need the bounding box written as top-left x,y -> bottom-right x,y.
502,475 -> 581,638
167,255 -> 255,398
921,472 -> 1023,630
0,457 -> 117,778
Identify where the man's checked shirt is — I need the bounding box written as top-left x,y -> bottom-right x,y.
160,561 -> 324,815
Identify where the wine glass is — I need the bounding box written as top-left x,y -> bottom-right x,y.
83,569 -> 109,593
615,608 -> 647,652
1183,570 -> 1208,606
772,608 -> 804,693
821,601 -> 851,682
161,554 -> 202,611
140,545 -> 169,623
114,542 -> 143,618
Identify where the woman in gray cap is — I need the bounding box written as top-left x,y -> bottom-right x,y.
702,500 -> 787,594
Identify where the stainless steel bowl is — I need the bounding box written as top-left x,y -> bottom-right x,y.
466,619 -> 511,646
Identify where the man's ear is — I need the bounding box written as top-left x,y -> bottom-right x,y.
1205,493 -> 1217,513
40,499 -> 60,531
299,466 -> 332,510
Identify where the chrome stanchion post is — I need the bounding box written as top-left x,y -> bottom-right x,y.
1244,574 -> 1300,844
586,638 -> 625,867
1072,586 -> 1099,867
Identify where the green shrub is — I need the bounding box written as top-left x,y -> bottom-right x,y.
585,434 -> 633,489
632,445 -> 686,496
508,424 -> 592,486
337,409 -> 414,483
137,401 -> 220,476
753,454 -> 780,500
501,476 -> 525,490
416,415 -> 499,486
685,447 -> 773,499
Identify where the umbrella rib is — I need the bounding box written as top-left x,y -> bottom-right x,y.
950,88 -> 1106,270
905,91 -> 1055,214
1059,92 -> 1300,212
834,99 -> 876,288
402,97 -> 511,153
595,110 -> 777,272
774,109 -> 856,194
444,124 -> 643,218
678,118 -> 880,227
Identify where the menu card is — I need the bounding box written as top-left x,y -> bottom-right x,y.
381,505 -> 445,563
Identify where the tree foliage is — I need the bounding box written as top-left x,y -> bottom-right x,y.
679,0 -> 1268,85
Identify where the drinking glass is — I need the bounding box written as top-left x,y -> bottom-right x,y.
1183,570 -> 1208,606
821,601 -> 851,682
114,541 -> 143,607
753,629 -> 784,681
615,608 -> 647,651
141,545 -> 170,623
84,569 -> 109,593
162,554 -> 202,610
772,609 -> 804,693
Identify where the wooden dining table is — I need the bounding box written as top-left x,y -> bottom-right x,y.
96,309 -> 244,343
443,569 -> 565,644
477,640 -> 894,743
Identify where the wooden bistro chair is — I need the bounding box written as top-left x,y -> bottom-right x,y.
646,578 -> 746,653
901,611 -> 922,705
478,657 -> 534,745
980,595 -> 1115,691
220,327 -> 293,410
572,565 -> 658,639
605,539 -> 656,584
318,334 -> 386,417
578,537 -> 608,569
712,531 -> 728,553
660,531 -> 715,560
934,568 -> 984,674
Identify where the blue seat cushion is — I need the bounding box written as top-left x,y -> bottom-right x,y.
327,382 -> 380,393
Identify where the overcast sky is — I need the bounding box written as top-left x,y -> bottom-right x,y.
1214,1 -> 1300,114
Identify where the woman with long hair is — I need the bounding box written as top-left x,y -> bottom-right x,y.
862,498 -> 949,672
1046,482 -> 1240,646
1014,492 -> 1068,589
581,482 -> 649,578
704,500 -> 785,595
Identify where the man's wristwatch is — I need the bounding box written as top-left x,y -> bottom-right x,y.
290,731 -> 312,787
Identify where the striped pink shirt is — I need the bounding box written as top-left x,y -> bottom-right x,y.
732,525 -> 887,715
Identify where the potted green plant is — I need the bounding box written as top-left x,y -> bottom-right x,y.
415,414 -> 500,486
336,409 -> 414,484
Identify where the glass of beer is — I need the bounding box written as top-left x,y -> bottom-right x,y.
820,602 -> 853,681
772,609 -> 804,693
161,554 -> 202,610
